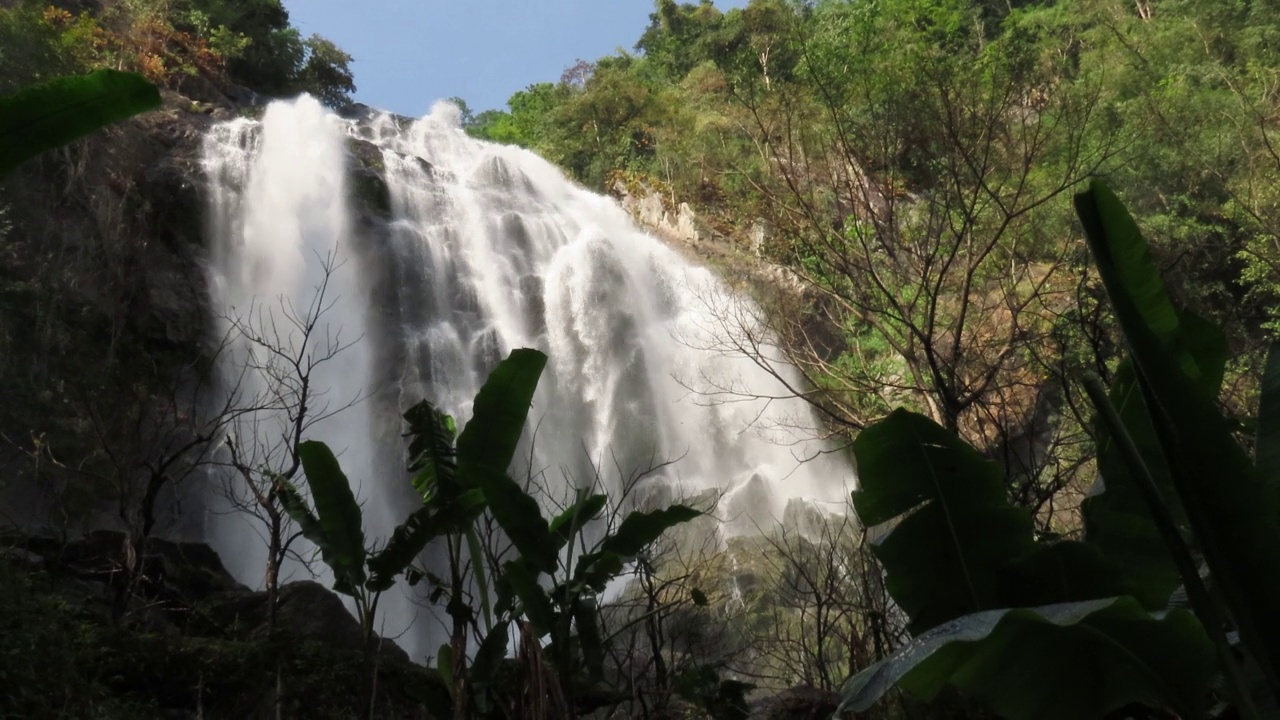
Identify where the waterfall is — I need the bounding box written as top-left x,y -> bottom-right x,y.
201,96 -> 852,659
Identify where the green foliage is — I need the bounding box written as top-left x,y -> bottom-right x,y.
0,4 -> 77,91
0,69 -> 160,176
455,347 -> 556,572
468,82 -> 570,150
443,2 -> 1280,550
297,34 -> 355,108
847,404 -> 1212,717
851,409 -> 1037,634
0,0 -> 355,106
391,352 -> 704,712
291,441 -> 367,593
273,346 -> 700,713
846,183 -> 1280,717
1076,180 -> 1280,696
572,505 -> 702,593
841,598 -> 1215,720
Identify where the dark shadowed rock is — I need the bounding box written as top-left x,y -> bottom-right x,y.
206,580 -> 411,664
750,685 -> 843,720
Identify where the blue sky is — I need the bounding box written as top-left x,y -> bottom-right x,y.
283,1 -> 745,118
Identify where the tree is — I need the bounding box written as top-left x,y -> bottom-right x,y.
215,250 -> 363,633
297,34 -> 354,108
690,0 -> 1122,529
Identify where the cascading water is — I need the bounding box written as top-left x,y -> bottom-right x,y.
200,95 -> 852,659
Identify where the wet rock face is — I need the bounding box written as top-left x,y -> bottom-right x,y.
0,87 -> 250,535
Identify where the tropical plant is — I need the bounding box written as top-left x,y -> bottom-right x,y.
840,180 -> 1280,719
399,349 -> 702,718
276,347 -> 701,717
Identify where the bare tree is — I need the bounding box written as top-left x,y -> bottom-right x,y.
743,508 -> 901,693
214,249 -> 364,630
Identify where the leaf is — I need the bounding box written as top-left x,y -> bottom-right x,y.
502,559 -> 556,634
367,488 -> 485,591
840,597 -> 1216,720
465,524 -> 494,631
851,409 -> 1036,634
1081,362 -> 1186,610
1076,180 -> 1280,690
1081,311 -> 1225,611
549,493 -> 608,551
437,643 -> 454,697
456,349 -> 556,571
0,70 -> 161,176
276,478 -> 324,557
998,540 -> 1131,608
403,400 -> 459,503
572,550 -> 626,594
599,504 -> 701,558
456,348 -> 546,472
1256,342 -> 1280,481
470,621 -> 510,687
296,441 -> 367,590
569,504 -> 701,594
366,506 -> 440,592
573,596 -> 605,681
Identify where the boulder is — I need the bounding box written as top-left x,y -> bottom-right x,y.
206,580 -> 411,664
750,686 -> 843,720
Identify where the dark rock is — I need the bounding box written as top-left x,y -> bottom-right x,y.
750,685 -> 844,720
0,547 -> 44,570
5,530 -> 245,604
205,580 -> 411,664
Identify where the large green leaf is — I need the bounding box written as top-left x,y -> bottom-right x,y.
852,409 -> 1036,634
403,400 -> 459,503
366,488 -> 485,591
276,478 -> 324,558
573,596 -> 605,681
470,621 -> 511,687
1082,311 -> 1225,610
599,504 -> 701,557
296,440 -> 367,591
1256,342 -> 1280,481
501,559 -> 556,634
465,524 -> 494,631
549,492 -> 609,552
457,348 -> 555,571
997,540 -> 1132,608
437,643 -> 455,697
572,504 -> 701,593
1081,363 -> 1186,609
0,70 -> 161,176
840,597 -> 1216,720
1076,180 -> 1280,690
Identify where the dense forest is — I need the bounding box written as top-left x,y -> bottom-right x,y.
5,0 -> 1280,718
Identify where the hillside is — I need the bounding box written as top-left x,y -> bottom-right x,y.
460,0 -> 1280,533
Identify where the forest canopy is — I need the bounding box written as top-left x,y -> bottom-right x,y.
0,0 -> 355,105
